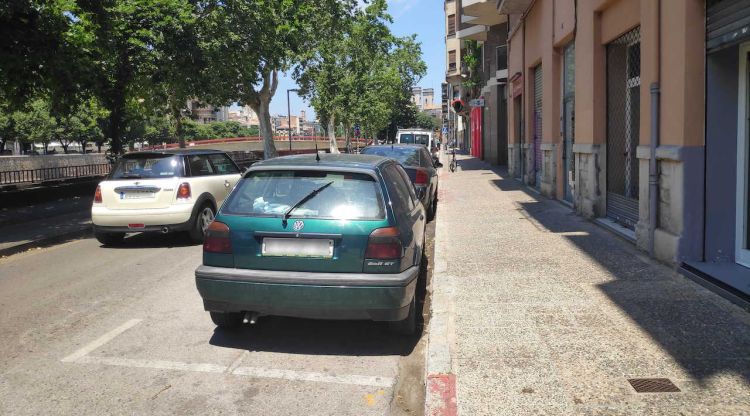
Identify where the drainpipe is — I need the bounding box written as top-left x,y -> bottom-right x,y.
648,0 -> 661,257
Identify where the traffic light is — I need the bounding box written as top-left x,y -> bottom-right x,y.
451,99 -> 464,113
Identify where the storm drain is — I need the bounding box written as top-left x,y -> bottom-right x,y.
627,378 -> 680,393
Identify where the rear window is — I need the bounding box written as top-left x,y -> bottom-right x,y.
399,133 -> 429,145
222,170 -> 385,220
111,155 -> 183,179
360,147 -> 420,166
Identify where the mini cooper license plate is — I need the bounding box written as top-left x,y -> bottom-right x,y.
261,238 -> 333,258
122,190 -> 155,199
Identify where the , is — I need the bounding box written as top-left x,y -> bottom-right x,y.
91,149 -> 241,245
194,154 -> 427,335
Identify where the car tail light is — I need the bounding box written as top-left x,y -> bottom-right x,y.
365,227 -> 402,260
177,182 -> 191,199
415,169 -> 429,185
94,185 -> 102,203
203,221 -> 232,254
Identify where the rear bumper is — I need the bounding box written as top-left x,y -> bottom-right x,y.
195,265 -> 419,321
91,204 -> 193,228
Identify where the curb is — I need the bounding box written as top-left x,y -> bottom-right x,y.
0,227 -> 92,258
424,162 -> 457,416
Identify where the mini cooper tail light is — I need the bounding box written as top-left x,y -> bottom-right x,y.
203,221 -> 232,254
415,169 -> 429,185
177,182 -> 191,199
365,227 -> 402,260
94,185 -> 102,203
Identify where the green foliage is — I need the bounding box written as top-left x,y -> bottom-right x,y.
12,98 -> 57,152
461,40 -> 482,100
415,111 -> 440,131
296,0 -> 426,143
200,0 -> 357,158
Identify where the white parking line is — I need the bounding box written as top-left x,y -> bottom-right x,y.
61,319 -> 395,388
76,356 -> 227,374
61,319 -> 142,362
232,366 -> 394,388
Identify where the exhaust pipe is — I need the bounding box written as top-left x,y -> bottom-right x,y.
160,226 -> 169,234
243,311 -> 260,325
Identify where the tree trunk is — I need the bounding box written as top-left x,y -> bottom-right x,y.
108,105 -> 124,155
61,143 -> 69,154
0,139 -> 5,154
176,112 -> 185,149
252,98 -> 277,159
344,123 -> 351,153
327,117 -> 339,154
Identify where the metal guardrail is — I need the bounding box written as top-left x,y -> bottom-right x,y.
0,164 -> 111,186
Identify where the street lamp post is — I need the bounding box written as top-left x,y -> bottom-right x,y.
287,89 -> 299,152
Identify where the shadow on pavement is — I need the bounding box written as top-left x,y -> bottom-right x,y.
484,161 -> 750,384
103,232 -> 197,249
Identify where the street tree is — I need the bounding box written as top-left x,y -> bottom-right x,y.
297,1 -> 425,147
58,97 -> 108,153
13,98 -> 57,154
72,0 -> 203,155
201,0 -> 356,159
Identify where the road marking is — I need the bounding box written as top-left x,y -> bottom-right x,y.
61,319 -> 142,362
233,366 -> 394,388
225,350 -> 249,374
76,355 -> 227,373
62,319 -> 395,388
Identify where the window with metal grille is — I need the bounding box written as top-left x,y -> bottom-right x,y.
448,50 -> 457,72
447,14 -> 456,36
606,27 -> 641,229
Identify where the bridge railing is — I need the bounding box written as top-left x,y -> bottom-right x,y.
0,164 -> 112,186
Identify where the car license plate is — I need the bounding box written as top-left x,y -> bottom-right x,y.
122,190 -> 155,199
261,238 -> 333,258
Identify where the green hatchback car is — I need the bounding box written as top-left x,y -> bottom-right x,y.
194,154 -> 427,334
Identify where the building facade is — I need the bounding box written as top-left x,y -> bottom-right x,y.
187,100 -> 229,124
444,0 -> 509,164
499,0 -> 749,296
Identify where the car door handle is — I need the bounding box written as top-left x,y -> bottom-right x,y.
419,214 -> 424,220
224,180 -> 230,188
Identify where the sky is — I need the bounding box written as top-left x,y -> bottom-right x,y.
263,0 -> 445,120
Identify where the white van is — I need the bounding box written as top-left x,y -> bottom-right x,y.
396,129 -> 438,160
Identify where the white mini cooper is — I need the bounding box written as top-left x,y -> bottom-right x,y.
92,149 -> 242,245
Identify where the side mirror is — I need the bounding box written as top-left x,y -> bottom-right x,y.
434,160 -> 443,168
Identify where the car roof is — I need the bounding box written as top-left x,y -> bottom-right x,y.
122,149 -> 225,157
363,144 -> 425,150
250,153 -> 391,170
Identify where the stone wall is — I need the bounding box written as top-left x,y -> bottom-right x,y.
0,154 -> 107,172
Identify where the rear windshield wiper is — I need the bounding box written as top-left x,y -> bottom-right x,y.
282,181 -> 334,225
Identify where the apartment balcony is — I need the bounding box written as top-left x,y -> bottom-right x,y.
457,24 -> 488,41
497,0 -> 533,14
462,0 -> 507,26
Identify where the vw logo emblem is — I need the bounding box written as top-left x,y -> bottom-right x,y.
292,220 -> 305,231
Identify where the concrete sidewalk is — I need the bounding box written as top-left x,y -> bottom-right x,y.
425,154 -> 750,415
0,196 -> 92,256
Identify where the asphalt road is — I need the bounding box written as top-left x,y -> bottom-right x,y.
0,222 -> 435,415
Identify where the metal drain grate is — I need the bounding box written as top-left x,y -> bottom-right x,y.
628,378 -> 680,393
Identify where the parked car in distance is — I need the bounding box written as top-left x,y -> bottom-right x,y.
360,144 -> 441,220
195,154 -> 427,334
92,149 -> 242,245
